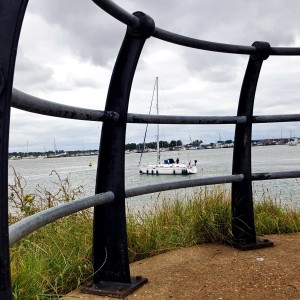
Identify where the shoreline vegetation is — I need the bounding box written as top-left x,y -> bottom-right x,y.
8,169 -> 300,299
8,136 -> 299,160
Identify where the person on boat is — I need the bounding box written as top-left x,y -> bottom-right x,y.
176,157 -> 179,164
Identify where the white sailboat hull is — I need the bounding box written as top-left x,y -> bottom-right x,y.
139,163 -> 197,175
139,78 -> 198,176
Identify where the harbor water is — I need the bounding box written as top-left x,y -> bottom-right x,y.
8,145 -> 300,211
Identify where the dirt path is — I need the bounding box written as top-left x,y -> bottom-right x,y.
65,233 -> 300,300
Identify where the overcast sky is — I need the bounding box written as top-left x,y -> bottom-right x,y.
10,0 -> 300,152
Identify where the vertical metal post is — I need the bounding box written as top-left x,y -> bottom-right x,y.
231,41 -> 273,250
0,1 -> 28,299
81,12 -> 155,298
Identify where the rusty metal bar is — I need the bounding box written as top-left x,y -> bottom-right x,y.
0,1 -> 29,298
231,41 -> 274,250
11,88 -> 119,122
83,11 -> 155,297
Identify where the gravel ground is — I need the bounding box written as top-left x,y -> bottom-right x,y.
64,233 -> 300,300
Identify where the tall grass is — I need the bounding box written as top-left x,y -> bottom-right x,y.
8,169 -> 300,299
127,187 -> 232,262
9,168 -> 93,299
10,215 -> 93,299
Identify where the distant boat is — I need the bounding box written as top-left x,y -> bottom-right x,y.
23,141 -> 37,159
288,139 -> 298,146
139,157 -> 198,175
139,77 -> 198,175
288,131 -> 298,146
48,152 -> 68,158
288,130 -> 298,146
22,155 -> 36,159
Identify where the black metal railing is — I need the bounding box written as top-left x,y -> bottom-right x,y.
1,0 -> 300,298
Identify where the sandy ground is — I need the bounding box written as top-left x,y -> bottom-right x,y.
64,233 -> 300,300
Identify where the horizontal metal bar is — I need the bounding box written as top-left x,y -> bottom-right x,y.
11,88 -> 119,122
252,171 -> 300,181
153,27 -> 256,55
12,90 -> 246,124
127,113 -> 246,124
126,170 -> 300,199
269,47 -> 300,56
253,114 -> 300,123
12,89 -> 300,125
154,28 -> 300,55
125,174 -> 244,198
9,192 -> 115,246
92,0 -> 140,28
127,113 -> 300,125
9,170 -> 299,246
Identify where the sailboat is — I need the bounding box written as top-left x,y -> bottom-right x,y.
139,77 -> 198,175
288,130 -> 298,146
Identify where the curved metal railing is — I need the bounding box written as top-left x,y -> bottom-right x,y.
9,175 -> 243,246
11,89 -> 300,124
1,0 -> 300,298
92,0 -> 300,55
9,169 -> 300,247
9,192 -> 115,246
12,88 -> 119,122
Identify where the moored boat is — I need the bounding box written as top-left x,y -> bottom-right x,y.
139,158 -> 197,175
139,77 -> 198,175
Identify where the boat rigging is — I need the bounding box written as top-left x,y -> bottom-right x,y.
139,77 -> 198,175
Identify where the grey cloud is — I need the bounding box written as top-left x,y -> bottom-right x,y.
9,0 -> 300,150
14,52 -> 54,92
25,0 -> 300,83
9,110 -> 102,151
27,0 -> 125,66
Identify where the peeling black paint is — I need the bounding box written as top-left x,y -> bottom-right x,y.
252,173 -> 272,180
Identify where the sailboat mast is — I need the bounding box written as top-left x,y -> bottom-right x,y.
54,138 -> 57,155
156,77 -> 160,164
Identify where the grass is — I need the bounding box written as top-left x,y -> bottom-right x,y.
8,170 -> 300,299
10,214 -> 93,299
127,187 -> 232,262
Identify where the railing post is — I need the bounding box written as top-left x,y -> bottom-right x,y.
81,12 -> 155,298
231,41 -> 274,250
0,1 -> 28,299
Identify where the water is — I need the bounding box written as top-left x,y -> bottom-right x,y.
8,145 -> 300,211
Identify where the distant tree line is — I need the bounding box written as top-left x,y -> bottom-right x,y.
126,140 -> 187,151
8,149 -> 99,158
